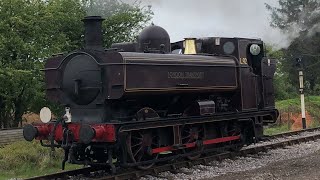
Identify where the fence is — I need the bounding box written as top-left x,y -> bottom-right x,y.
0,128 -> 23,147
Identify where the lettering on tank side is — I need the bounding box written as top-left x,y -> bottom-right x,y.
167,72 -> 204,79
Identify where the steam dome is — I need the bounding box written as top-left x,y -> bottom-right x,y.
137,25 -> 171,53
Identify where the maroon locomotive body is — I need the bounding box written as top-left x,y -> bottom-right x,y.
23,16 -> 278,171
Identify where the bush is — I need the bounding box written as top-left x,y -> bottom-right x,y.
0,141 -> 76,178
274,73 -> 297,100
276,96 -> 320,120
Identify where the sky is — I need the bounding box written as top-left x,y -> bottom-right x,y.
133,0 -> 289,49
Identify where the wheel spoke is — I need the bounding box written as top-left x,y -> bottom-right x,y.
132,142 -> 142,148
184,129 -> 191,133
137,151 -> 144,161
133,146 -> 143,157
132,136 -> 142,140
139,132 -> 144,137
129,108 -> 161,169
181,124 -> 205,160
182,135 -> 191,140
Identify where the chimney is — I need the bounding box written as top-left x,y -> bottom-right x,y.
82,16 -> 105,50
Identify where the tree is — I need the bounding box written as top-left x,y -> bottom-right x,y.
0,0 -> 85,67
0,0 -> 85,127
0,0 -> 152,128
266,0 -> 320,94
266,45 -> 297,100
82,0 -> 153,47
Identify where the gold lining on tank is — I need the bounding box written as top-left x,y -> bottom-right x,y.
125,86 -> 237,92
122,56 -> 238,92
123,58 -> 235,64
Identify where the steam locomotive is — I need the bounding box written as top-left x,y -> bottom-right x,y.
23,16 -> 278,171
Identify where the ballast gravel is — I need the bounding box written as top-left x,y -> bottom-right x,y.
141,132 -> 320,180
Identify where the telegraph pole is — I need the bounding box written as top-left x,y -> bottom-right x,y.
296,57 -> 307,129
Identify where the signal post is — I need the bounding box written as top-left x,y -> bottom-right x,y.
297,57 -> 306,129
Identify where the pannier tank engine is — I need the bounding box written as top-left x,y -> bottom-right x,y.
23,16 -> 278,171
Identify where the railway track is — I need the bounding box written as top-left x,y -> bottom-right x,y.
266,126 -> 320,138
25,127 -> 320,180
0,128 -> 23,147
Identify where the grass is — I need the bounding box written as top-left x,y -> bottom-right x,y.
276,96 -> 320,119
264,120 -> 320,136
264,124 -> 291,135
0,141 -> 81,180
265,96 -> 320,135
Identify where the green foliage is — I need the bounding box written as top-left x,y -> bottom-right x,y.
0,141 -> 54,170
264,124 -> 291,135
273,73 -> 297,100
266,0 -> 320,30
0,0 -> 85,127
0,0 -> 85,67
0,0 -> 153,127
276,96 -> 320,122
266,45 -> 297,100
0,141 -> 80,179
0,68 -> 39,126
265,96 -> 320,135
83,0 -> 153,47
266,0 -> 320,94
276,97 -> 301,111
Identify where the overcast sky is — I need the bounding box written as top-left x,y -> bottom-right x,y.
135,0 -> 289,49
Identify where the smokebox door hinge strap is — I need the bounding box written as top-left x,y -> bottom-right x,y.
74,79 -> 81,95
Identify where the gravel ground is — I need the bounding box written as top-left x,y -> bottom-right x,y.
140,133 -> 320,180
210,149 -> 320,180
